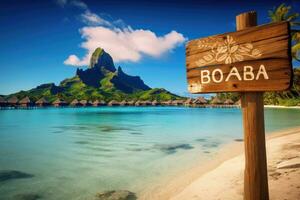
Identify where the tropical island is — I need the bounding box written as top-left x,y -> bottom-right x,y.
1,2 -> 300,200
0,47 -> 299,108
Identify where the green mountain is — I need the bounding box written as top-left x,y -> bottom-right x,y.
6,48 -> 182,102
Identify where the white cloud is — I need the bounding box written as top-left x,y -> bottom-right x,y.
64,26 -> 186,66
70,0 -> 87,9
81,11 -> 112,26
55,0 -> 87,9
64,55 -> 84,66
56,0 -> 67,7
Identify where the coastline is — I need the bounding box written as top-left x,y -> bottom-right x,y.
264,105 -> 300,109
139,126 -> 300,200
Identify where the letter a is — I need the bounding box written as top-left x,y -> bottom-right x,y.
244,66 -> 255,81
225,67 -> 242,82
256,64 -> 269,80
201,70 -> 211,84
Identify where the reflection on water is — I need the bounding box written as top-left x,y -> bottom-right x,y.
0,107 -> 299,200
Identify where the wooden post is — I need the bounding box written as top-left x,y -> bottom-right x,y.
237,12 -> 269,200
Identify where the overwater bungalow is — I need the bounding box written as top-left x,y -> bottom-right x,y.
52,99 -> 68,107
70,99 -> 80,107
211,97 -> 223,105
19,96 -> 33,107
35,97 -> 49,107
99,100 -> 107,106
7,96 -> 19,107
224,99 -> 234,105
108,100 -> 119,106
92,100 -> 100,107
127,100 -> 135,106
165,100 -> 173,106
184,98 -> 193,106
151,100 -> 160,106
135,100 -> 142,106
235,99 -> 241,106
120,100 -> 128,106
0,96 -> 7,107
172,100 -> 184,106
143,101 -> 152,106
193,97 -> 207,105
79,100 -> 91,106
161,101 -> 168,106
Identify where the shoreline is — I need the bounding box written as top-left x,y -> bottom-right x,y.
264,105 -> 300,109
139,126 -> 300,200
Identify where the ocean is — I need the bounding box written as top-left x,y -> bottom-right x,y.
0,107 -> 300,200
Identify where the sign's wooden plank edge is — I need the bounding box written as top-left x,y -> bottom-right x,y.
186,34 -> 289,58
287,21 -> 294,91
186,21 -> 288,48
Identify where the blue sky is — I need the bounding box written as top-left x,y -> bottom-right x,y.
0,0 -> 299,96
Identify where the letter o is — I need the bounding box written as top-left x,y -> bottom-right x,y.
212,69 -> 223,83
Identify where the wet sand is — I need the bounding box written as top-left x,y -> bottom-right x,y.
140,127 -> 300,200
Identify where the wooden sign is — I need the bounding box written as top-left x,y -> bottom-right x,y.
186,21 -> 292,93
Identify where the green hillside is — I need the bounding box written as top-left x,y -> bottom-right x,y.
5,48 -> 182,102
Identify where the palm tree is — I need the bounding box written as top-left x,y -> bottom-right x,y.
269,3 -> 300,61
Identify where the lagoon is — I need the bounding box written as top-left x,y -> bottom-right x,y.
0,107 -> 300,200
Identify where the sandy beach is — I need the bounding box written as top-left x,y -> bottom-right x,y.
140,127 -> 300,200
264,105 -> 300,109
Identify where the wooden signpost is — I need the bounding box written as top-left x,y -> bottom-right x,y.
185,11 -> 292,200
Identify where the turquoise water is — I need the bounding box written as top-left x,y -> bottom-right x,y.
0,107 -> 300,200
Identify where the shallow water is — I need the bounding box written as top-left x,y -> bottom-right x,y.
0,107 -> 299,199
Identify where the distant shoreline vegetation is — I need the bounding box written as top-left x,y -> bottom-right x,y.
0,96 -> 241,109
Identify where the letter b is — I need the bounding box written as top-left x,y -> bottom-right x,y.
201,70 -> 211,84
244,66 -> 255,81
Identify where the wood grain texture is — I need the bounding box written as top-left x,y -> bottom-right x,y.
239,11 -> 269,200
185,15 -> 292,93
242,92 -> 269,200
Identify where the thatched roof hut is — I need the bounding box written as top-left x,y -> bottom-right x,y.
19,97 -> 32,107
224,99 -> 234,105
99,100 -> 107,106
184,98 -> 193,106
193,97 -> 207,105
0,96 -> 7,106
52,99 -> 67,107
108,100 -> 119,106
161,101 -> 168,106
0,96 -> 6,103
172,100 -> 184,106
211,97 -> 223,105
7,96 -> 19,106
235,99 -> 241,105
127,100 -> 135,106
142,101 -> 152,106
79,100 -> 88,106
70,99 -> 80,106
152,100 -> 160,106
135,100 -> 142,106
35,97 -> 49,106
92,100 -> 100,106
165,100 -> 173,105
120,100 -> 128,106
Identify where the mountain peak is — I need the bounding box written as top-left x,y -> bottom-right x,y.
89,48 -> 116,72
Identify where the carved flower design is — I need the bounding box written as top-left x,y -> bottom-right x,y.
196,35 -> 262,66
